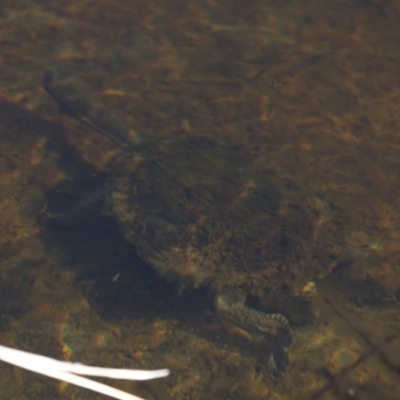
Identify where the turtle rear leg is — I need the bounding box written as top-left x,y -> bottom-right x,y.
216,287 -> 293,374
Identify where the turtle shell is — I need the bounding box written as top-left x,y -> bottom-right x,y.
106,133 -> 344,302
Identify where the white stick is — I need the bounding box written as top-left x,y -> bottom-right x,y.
0,344 -> 170,400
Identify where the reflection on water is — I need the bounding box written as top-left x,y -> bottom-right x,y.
0,0 -> 399,398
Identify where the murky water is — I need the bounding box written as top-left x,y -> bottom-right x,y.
0,0 -> 399,399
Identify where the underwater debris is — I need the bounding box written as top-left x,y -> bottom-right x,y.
0,344 -> 169,400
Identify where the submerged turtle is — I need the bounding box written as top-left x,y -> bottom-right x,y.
43,65 -> 345,373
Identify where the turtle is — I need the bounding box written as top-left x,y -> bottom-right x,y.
42,64 -> 346,374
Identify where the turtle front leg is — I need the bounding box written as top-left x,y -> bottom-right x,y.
38,187 -> 105,228
215,287 -> 293,374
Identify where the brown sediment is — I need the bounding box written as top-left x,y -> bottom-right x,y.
0,0 -> 400,399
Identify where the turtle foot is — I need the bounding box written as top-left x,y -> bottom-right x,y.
215,287 -> 293,374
